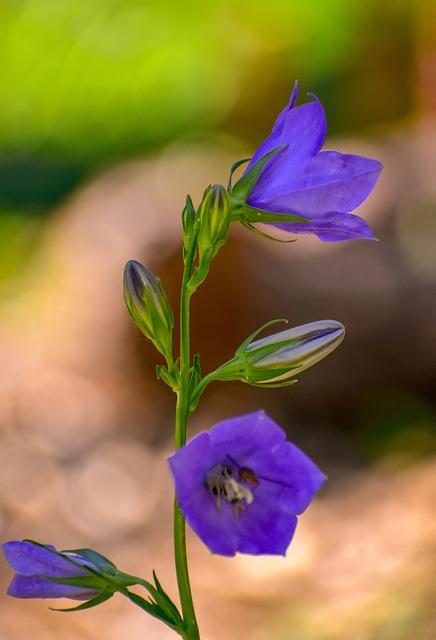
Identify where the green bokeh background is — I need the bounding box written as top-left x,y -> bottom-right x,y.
0,0 -> 411,204
0,0 -> 415,295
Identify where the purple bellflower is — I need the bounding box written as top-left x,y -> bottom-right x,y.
2,540 -> 101,600
168,411 -> 326,556
234,82 -> 383,242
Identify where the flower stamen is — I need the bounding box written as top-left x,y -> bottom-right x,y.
205,464 -> 254,517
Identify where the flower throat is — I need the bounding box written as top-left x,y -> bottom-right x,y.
205,464 -> 257,518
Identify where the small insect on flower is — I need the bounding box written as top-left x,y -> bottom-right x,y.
238,467 -> 259,487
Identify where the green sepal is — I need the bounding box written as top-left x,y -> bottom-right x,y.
228,146 -> 312,235
50,589 -> 114,613
39,575 -> 107,589
230,145 -> 286,202
228,157 -> 250,190
239,220 -> 298,243
235,319 -> 288,355
62,548 -> 116,571
248,378 -> 299,389
242,205 -> 309,225
240,365 -> 301,384
241,338 -> 300,365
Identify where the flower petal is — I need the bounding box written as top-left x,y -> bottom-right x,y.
168,432 -> 212,504
169,434 -> 239,556
249,150 -> 383,215
270,210 -> 377,242
259,441 -> 327,514
183,486 -> 240,556
234,503 -> 298,556
2,541 -> 89,578
246,90 -> 326,175
7,575 -> 98,600
209,411 -> 285,461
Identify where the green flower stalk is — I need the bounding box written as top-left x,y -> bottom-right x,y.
123,260 -> 174,365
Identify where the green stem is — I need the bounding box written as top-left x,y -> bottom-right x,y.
173,241 -> 200,640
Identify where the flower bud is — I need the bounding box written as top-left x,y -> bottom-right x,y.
197,184 -> 231,251
123,260 -> 174,362
215,320 -> 345,386
188,185 -> 231,291
2,540 -> 106,602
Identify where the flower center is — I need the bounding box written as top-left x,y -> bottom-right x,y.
204,464 -> 256,518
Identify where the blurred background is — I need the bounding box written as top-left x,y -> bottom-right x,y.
0,0 -> 435,638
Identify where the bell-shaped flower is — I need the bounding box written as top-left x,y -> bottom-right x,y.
231,82 -> 383,242
168,411 -> 326,556
2,540 -> 103,601
123,260 -> 174,363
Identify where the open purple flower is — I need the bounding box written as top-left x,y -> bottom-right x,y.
168,411 -> 326,556
2,540 -> 101,600
235,82 -> 383,242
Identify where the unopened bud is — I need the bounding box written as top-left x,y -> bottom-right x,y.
188,185 -> 231,291
197,184 -> 231,250
123,260 -> 174,362
215,320 -> 345,387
